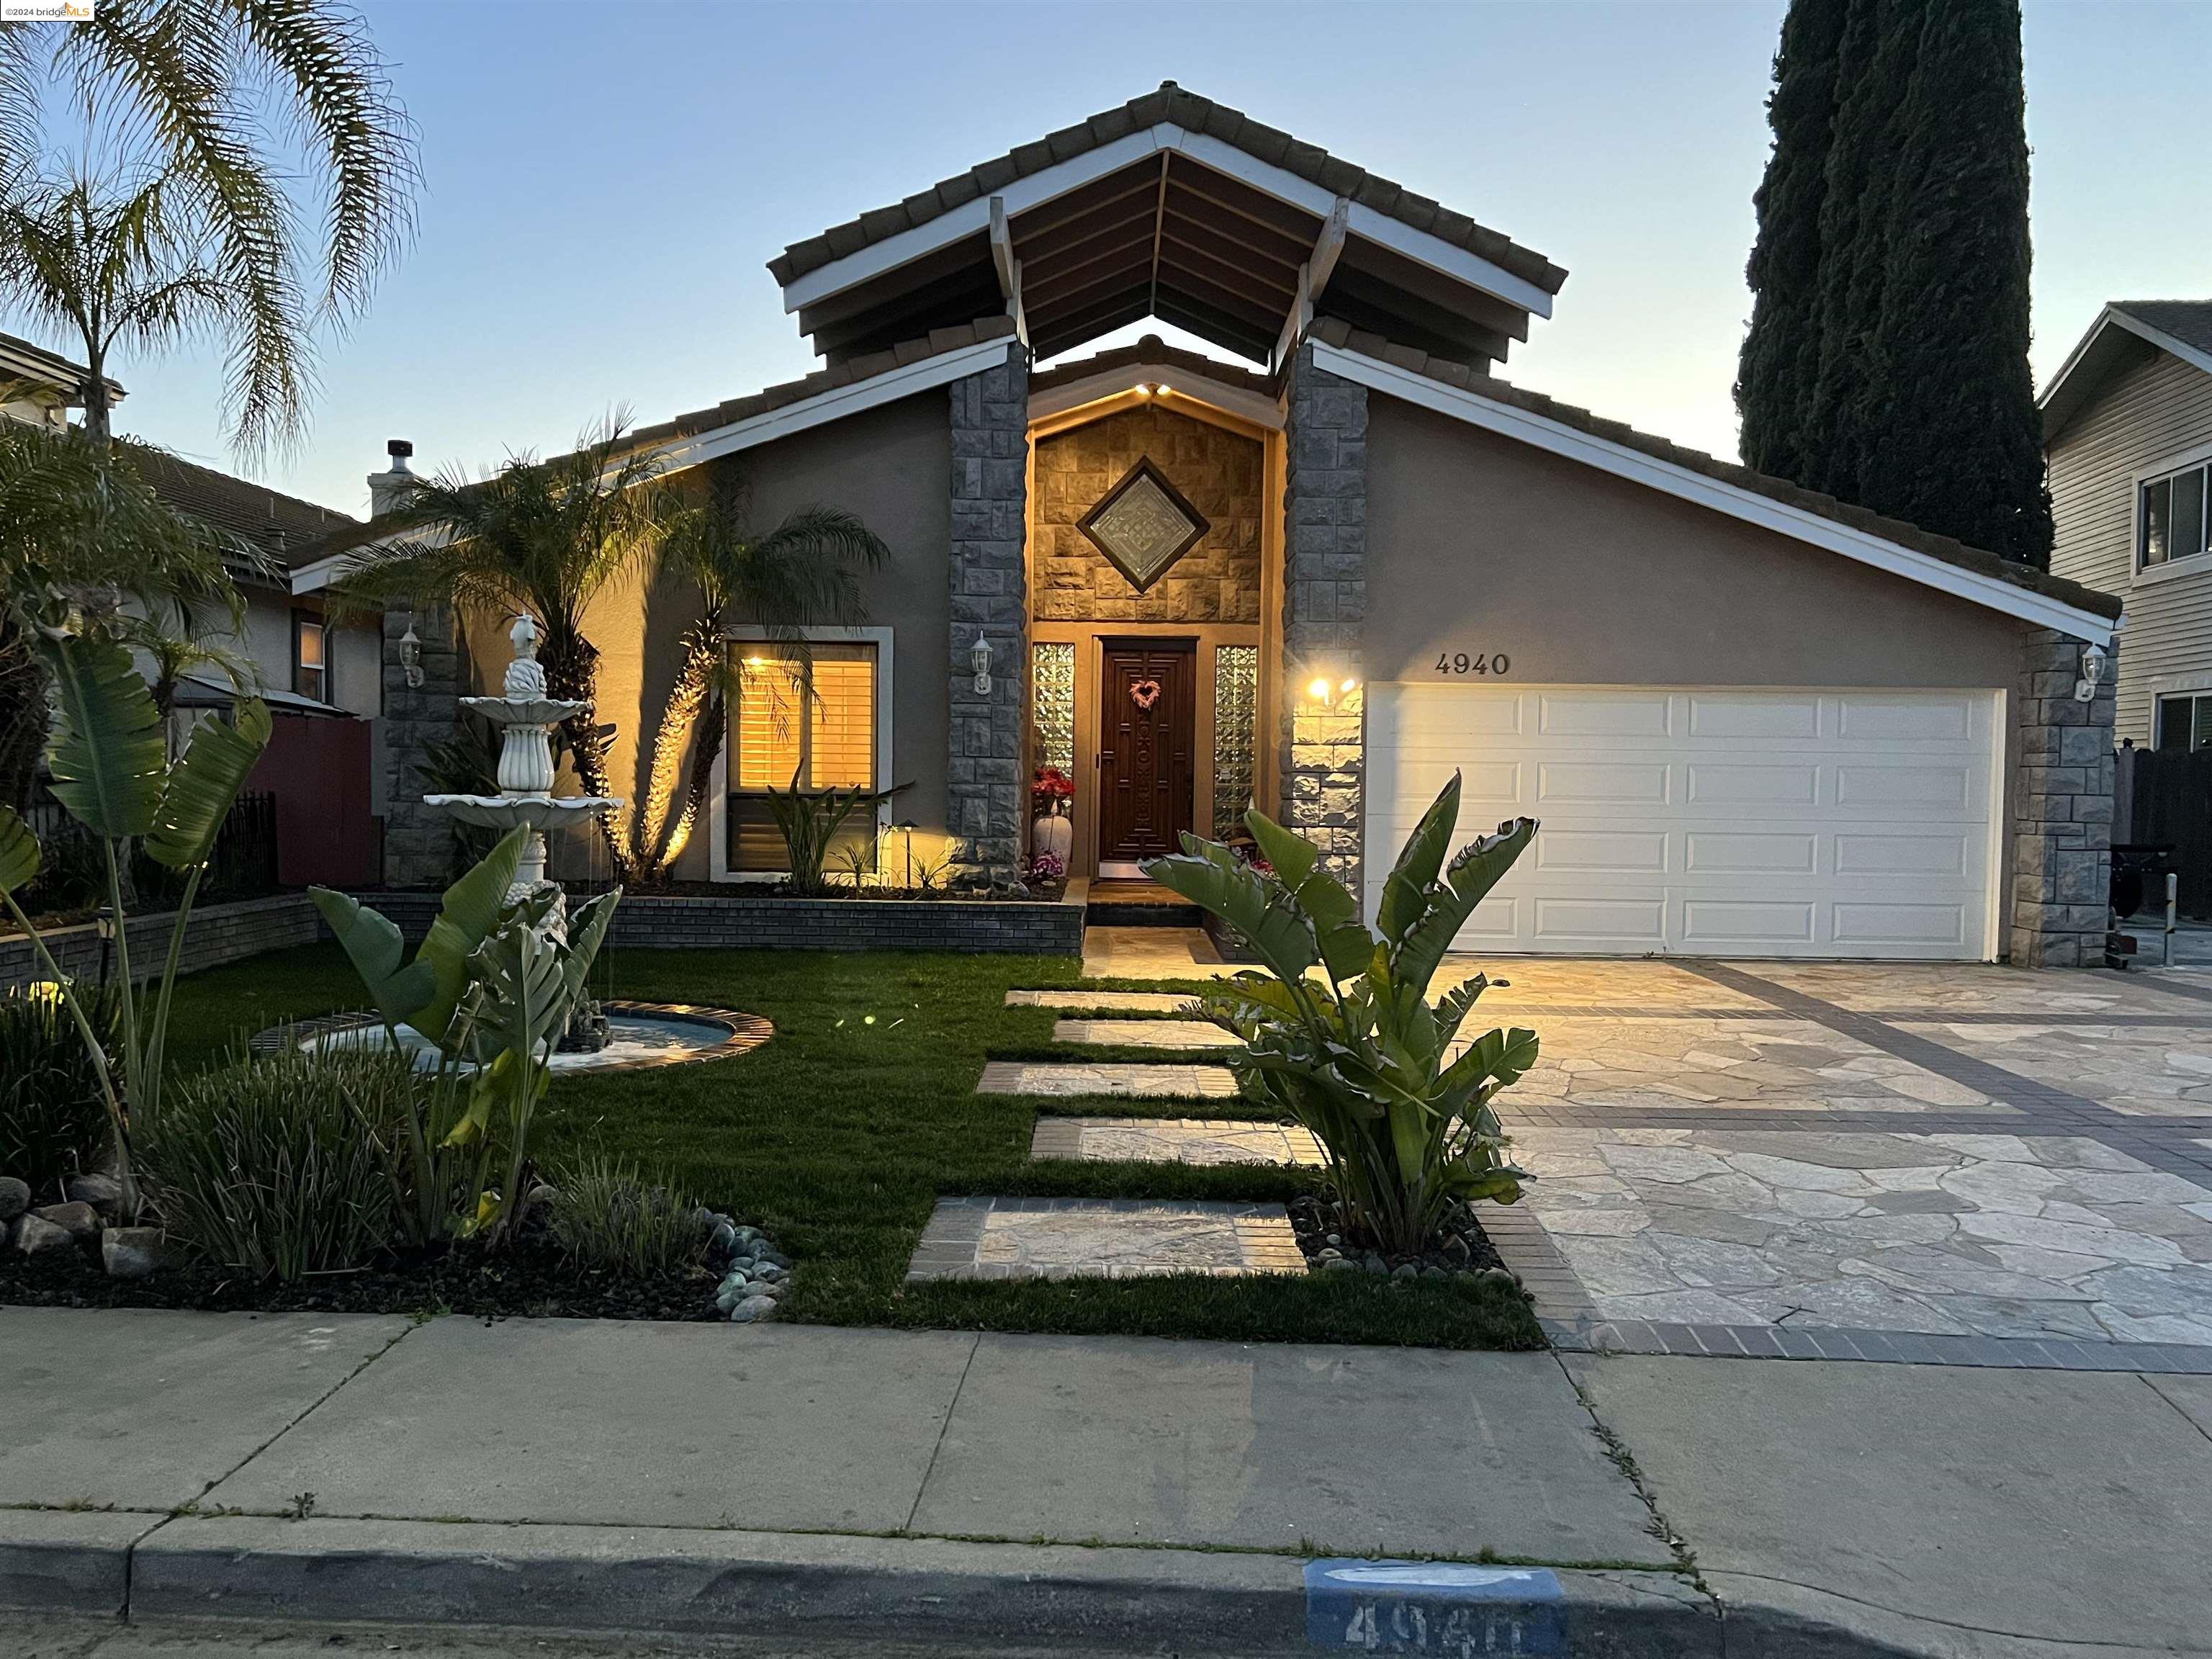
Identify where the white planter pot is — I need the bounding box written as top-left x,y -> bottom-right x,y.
1033,812 -> 1073,865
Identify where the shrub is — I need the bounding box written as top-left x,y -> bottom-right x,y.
0,982 -> 118,1198
140,1046 -> 413,1281
1146,773 -> 1540,1258
547,1154 -> 710,1276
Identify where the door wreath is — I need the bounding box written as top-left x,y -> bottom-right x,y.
1129,678 -> 1163,711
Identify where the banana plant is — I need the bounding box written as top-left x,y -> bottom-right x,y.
309,827 -> 527,1053
446,887 -> 620,1246
1144,773 -> 1539,1258
0,586 -> 271,1220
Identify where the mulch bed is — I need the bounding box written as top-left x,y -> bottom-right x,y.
1287,1192 -> 1514,1283
0,1218 -> 728,1323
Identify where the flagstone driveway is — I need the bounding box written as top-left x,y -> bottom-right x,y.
1449,957 -> 2212,1356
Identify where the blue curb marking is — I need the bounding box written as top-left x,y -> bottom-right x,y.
1304,1559 -> 1564,1654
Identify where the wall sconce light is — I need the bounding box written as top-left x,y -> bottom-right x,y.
1304,674 -> 1360,708
971,632 -> 993,695
2074,642 -> 2109,704
398,621 -> 424,689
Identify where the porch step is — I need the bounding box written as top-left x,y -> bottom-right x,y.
1084,878 -> 1200,928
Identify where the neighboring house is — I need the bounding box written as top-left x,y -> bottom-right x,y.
0,336 -> 382,884
375,84 -> 2120,964
2042,302 -> 2212,751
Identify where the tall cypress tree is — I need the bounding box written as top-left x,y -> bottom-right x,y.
1734,0 -> 2053,566
1737,0 -> 1850,482
1863,0 -> 2052,564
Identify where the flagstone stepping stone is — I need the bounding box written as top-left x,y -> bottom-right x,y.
904,1196 -> 1305,1281
977,1061 -> 1239,1099
1005,991 -> 1199,1012
1054,1018 -> 1241,1050
1031,1117 -> 1325,1167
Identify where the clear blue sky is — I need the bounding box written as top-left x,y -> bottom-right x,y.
73,0 -> 2212,518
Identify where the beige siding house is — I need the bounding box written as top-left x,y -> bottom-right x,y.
2043,302 -> 2212,747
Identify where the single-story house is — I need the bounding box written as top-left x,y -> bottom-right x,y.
377,83 -> 2122,965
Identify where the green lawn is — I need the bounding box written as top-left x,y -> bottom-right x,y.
166,942 -> 1545,1350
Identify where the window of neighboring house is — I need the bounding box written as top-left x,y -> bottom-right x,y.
2156,693 -> 2212,752
2139,462 -> 2212,570
726,642 -> 879,873
293,611 -> 328,701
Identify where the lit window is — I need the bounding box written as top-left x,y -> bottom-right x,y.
728,642 -> 878,872
294,612 -> 327,701
2141,462 -> 2211,569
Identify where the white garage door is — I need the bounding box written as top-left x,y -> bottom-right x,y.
1364,686 -> 2002,961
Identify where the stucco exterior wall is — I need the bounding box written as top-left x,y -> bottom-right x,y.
1363,395 -> 2026,691
577,394 -> 953,883
1032,404 -> 1262,624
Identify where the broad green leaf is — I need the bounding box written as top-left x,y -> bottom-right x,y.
1145,841 -> 1321,987
0,805 -> 40,894
413,828 -> 527,1051
309,887 -> 436,1034
1242,809 -> 1318,889
145,699 -> 271,869
469,917 -> 569,1066
1439,1025 -> 1540,1101
557,888 -> 621,1015
1393,818 -> 1537,997
1290,863 -> 1374,984
1375,774 -> 1461,945
39,628 -> 163,839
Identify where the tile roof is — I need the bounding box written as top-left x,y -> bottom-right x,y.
769,83 -> 1566,300
1310,318 -> 2121,621
2110,301 -> 2212,358
623,315 -> 1019,449
127,446 -> 359,575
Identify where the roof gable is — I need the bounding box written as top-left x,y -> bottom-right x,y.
2041,302 -> 2212,443
769,84 -> 1563,375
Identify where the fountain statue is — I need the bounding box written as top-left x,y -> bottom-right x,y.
425,613 -> 624,1051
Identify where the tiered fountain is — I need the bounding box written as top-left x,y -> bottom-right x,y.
425,613 -> 624,1050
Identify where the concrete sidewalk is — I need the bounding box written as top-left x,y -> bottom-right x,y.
5,1308 -> 2210,1655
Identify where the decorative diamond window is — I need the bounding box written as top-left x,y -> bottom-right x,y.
1078,457 -> 1210,593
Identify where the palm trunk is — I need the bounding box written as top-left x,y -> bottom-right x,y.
634,614 -> 721,884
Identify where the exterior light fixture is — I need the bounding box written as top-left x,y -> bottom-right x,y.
1134,383 -> 1153,398
1308,676 -> 1334,706
398,621 -> 424,689
2075,642 -> 2110,703
894,820 -> 918,889
971,632 -> 994,695
1156,384 -> 1172,397
1340,676 -> 1359,694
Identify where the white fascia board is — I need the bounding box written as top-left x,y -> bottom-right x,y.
1316,342 -> 2118,644
1028,363 -> 1285,430
648,338 -> 1017,477
2039,305 -> 2212,413
780,125 -> 1553,323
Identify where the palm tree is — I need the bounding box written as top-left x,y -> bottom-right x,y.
0,166 -> 293,450
0,421 -> 248,808
632,495 -> 889,884
334,418 -> 673,877
0,0 -> 418,454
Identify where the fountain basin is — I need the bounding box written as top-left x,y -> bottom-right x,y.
423,793 -> 624,831
253,1000 -> 772,1075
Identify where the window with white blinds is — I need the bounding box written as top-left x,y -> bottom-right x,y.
727,642 -> 880,872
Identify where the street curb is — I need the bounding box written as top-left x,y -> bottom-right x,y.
109,1515 -> 1719,1655
0,1509 -> 150,1616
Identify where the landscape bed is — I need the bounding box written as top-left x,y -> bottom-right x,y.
3,940 -> 1546,1351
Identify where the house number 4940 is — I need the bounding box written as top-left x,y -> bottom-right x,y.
1435,651 -> 1510,676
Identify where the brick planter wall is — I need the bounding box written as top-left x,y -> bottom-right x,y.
0,893 -> 323,991
330,891 -> 1087,956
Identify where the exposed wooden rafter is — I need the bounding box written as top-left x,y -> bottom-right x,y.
988,197 -> 1025,346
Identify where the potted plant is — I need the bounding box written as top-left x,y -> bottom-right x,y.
1030,765 -> 1074,882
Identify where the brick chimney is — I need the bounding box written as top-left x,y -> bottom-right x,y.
367,438 -> 415,518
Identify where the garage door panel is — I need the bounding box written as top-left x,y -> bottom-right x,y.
1365,685 -> 1998,961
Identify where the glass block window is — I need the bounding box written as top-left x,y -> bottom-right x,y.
1213,644 -> 1259,835
1032,641 -> 1075,773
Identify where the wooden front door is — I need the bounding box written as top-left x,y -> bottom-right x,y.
1097,639 -> 1197,866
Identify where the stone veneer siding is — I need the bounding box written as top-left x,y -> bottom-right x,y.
381,602 -> 462,887
331,891 -> 1084,956
1279,346 -> 1369,896
1033,405 -> 1262,624
2010,628 -> 2117,967
947,353 -> 1030,881
0,894 -> 323,991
